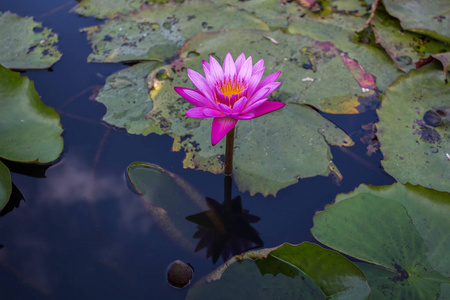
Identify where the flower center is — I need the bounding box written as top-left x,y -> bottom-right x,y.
217,78 -> 245,98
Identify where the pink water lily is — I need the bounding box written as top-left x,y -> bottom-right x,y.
174,52 -> 285,145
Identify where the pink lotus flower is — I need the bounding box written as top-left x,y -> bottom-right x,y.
174,52 -> 285,145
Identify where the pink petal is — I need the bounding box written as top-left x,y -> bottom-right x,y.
234,113 -> 255,120
256,71 -> 281,90
238,56 -> 253,82
202,60 -> 210,71
209,56 -> 224,82
232,97 -> 247,113
203,108 -> 225,117
234,53 -> 246,74
211,117 -> 238,145
248,82 -> 281,103
247,87 -> 270,104
186,107 -> 209,118
262,81 -> 281,97
203,67 -> 216,88
187,69 -> 213,99
252,59 -> 264,75
253,101 -> 286,117
246,68 -> 265,99
241,98 -> 267,114
218,103 -> 232,115
174,87 -> 215,108
223,52 -> 236,78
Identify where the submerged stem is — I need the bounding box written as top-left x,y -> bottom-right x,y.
224,127 -> 235,175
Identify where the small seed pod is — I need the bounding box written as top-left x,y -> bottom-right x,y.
166,260 -> 194,289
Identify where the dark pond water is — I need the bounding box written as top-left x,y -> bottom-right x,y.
0,1 -> 395,299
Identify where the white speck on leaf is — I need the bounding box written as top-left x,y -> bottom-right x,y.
263,35 -> 278,44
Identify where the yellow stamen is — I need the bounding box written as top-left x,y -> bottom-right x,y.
217,78 -> 245,98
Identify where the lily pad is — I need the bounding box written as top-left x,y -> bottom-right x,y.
371,11 -> 450,72
97,30 -> 355,195
0,65 -> 64,163
182,30 -> 377,114
95,61 -> 164,135
71,0 -> 164,19
0,11 -> 62,69
376,63 -> 449,193
82,1 -> 269,63
432,52 -> 450,74
329,0 -> 371,16
312,183 -> 450,299
186,242 -> 370,299
233,104 -> 352,196
0,161 -> 11,210
383,0 -> 450,43
214,0 -> 289,29
127,162 -> 207,250
287,6 -> 403,93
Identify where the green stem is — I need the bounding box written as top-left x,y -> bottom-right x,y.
224,127 -> 235,176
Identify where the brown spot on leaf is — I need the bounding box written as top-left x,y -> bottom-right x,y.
339,51 -> 377,89
390,263 -> 409,283
296,0 -> 317,8
421,127 -> 441,144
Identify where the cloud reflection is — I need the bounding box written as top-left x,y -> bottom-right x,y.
37,155 -> 153,234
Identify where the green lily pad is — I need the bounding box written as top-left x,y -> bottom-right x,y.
376,63 -> 449,193
214,0 -> 288,29
0,11 -> 62,69
95,61 -> 164,135
312,183 -> 450,299
182,29 -> 377,114
329,0 -> 371,16
287,6 -> 403,93
233,103 -> 352,196
82,1 -> 269,63
0,65 -> 63,163
71,0 -> 166,19
0,161 -> 11,211
371,11 -> 450,72
383,0 -> 450,43
186,242 -> 370,299
127,161 -> 207,250
97,42 -> 354,195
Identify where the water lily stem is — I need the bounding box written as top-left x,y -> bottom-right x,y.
224,127 -> 235,175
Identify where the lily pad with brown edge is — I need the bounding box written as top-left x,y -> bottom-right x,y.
96,31 -> 354,196
0,65 -> 63,163
416,52 -> 450,79
0,161 -> 11,211
383,0 -> 450,43
233,103 -> 352,196
95,61 -> 164,135
82,0 -> 269,63
186,242 -> 370,300
71,0 -> 166,19
182,29 -> 377,114
371,10 -> 450,73
431,52 -> 450,75
376,63 -> 449,193
287,6 -> 403,93
127,162 -> 208,251
311,183 -> 450,299
0,11 -> 62,69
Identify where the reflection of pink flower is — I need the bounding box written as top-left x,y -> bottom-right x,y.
175,53 -> 285,145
